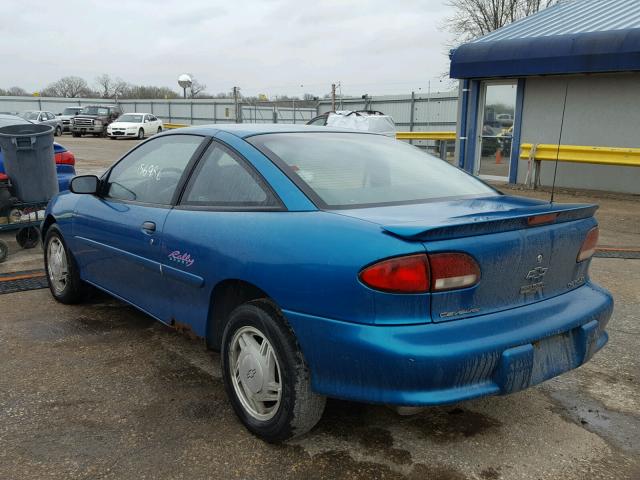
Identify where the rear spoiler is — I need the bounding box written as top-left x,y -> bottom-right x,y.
382,203 -> 598,242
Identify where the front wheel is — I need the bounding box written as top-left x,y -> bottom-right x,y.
138,128 -> 144,140
54,126 -> 62,136
44,225 -> 86,304
157,126 -> 162,134
221,300 -> 325,442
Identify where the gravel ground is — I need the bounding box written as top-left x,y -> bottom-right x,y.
0,260 -> 638,480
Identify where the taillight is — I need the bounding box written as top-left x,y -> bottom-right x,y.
359,255 -> 430,293
577,226 -> 599,262
429,253 -> 480,291
359,252 -> 480,294
55,151 -> 75,166
528,213 -> 558,226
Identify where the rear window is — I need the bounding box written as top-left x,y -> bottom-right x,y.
249,132 -> 497,208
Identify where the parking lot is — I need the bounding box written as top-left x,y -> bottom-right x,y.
1,137 -> 639,479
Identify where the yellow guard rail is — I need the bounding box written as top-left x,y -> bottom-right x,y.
395,131 -> 456,141
520,143 -> 640,168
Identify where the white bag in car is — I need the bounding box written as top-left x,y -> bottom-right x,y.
326,111 -> 396,137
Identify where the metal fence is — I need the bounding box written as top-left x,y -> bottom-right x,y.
241,104 -> 317,124
0,91 -> 459,130
317,92 -> 458,133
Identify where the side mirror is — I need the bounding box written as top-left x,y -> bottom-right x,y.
57,113 -> 62,116
70,175 -> 100,195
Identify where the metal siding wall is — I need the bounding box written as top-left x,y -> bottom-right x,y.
518,73 -> 640,194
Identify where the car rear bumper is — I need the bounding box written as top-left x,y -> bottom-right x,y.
284,282 -> 613,406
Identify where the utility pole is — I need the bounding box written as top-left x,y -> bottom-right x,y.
331,83 -> 336,112
233,87 -> 240,123
232,86 -> 238,123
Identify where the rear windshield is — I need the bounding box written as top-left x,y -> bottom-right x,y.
249,132 -> 497,208
21,112 -> 40,120
81,106 -> 109,116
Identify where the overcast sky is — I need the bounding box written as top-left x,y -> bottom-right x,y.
2,0 -> 456,97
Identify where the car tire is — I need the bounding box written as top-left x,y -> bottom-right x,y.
44,225 -> 86,304
221,300 -> 326,443
138,129 -> 144,140
16,226 -> 40,249
54,126 -> 62,137
72,132 -> 81,138
157,127 -> 162,134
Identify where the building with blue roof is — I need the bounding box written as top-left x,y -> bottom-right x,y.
450,0 -> 640,194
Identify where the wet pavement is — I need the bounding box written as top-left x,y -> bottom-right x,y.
1,258 -> 639,479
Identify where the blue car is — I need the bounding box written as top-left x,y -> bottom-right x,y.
0,114 -> 76,192
42,125 -> 612,442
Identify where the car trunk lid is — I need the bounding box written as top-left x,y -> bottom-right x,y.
332,195 -> 598,321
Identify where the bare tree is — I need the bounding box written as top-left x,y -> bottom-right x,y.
444,0 -> 558,43
95,74 -> 129,99
41,76 -> 93,98
6,86 -> 29,96
188,75 -> 208,98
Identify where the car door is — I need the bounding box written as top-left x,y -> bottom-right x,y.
161,141 -> 283,336
143,115 -> 153,136
46,112 -> 58,129
148,115 -> 159,133
72,134 -> 208,322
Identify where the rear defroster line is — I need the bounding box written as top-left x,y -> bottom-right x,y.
0,269 -> 48,295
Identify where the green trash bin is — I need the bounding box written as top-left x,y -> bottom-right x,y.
0,123 -> 58,202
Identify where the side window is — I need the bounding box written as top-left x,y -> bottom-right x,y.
181,144 -> 280,208
106,135 -> 204,205
308,115 -> 327,126
46,112 -> 54,120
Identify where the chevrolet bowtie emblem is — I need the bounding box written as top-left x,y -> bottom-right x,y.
525,266 -> 548,282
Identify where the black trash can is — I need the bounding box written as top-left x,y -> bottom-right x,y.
0,123 -> 58,202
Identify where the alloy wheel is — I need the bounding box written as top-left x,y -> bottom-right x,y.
47,237 -> 69,295
228,326 -> 282,421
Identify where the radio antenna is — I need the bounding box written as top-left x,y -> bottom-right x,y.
550,82 -> 569,204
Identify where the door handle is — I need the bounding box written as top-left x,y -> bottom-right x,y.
142,221 -> 156,233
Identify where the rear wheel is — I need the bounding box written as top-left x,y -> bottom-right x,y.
221,300 -> 325,442
138,128 -> 144,140
44,225 -> 86,304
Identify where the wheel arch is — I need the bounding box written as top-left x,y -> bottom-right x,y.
41,214 -> 57,239
206,278 -> 275,351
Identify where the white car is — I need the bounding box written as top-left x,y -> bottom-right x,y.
107,113 -> 163,140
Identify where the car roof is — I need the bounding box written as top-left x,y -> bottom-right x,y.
166,123 -> 382,139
